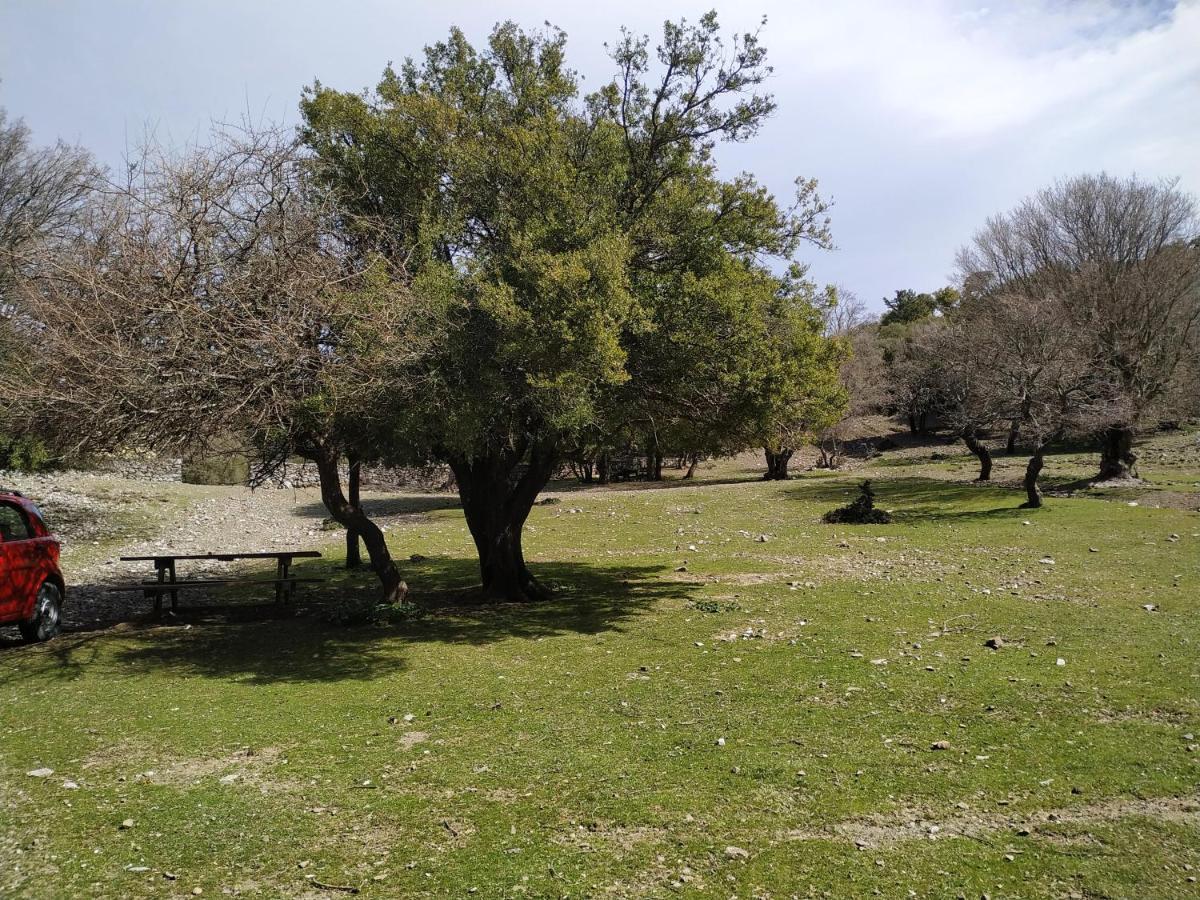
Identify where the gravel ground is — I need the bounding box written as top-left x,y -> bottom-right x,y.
1,471 -> 447,633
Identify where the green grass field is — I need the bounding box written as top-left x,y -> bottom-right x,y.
2,442 -> 1199,898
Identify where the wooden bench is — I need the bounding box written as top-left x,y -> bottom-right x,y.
113,551 -> 323,612
608,456 -> 646,482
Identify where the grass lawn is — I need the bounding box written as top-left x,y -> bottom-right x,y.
2,445 -> 1199,897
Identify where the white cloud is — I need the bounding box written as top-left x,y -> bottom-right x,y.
765,0 -> 1199,144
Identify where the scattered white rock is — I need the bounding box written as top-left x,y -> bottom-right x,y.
1056,658 -> 1066,667
716,737 -> 726,747
26,768 -> 54,778
724,846 -> 750,860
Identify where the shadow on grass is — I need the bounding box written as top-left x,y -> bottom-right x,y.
3,556 -> 692,685
785,475 -> 1033,522
542,474 -> 762,495
290,493 -> 462,520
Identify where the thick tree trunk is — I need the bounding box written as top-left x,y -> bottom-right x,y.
648,451 -> 664,481
962,428 -> 992,481
314,445 -> 406,602
908,413 -> 919,435
597,452 -> 610,484
1005,420 -> 1020,455
447,438 -> 558,603
763,448 -> 793,480
345,456 -> 362,569
1021,450 -> 1045,508
683,453 -> 699,480
816,435 -> 840,469
1097,425 -> 1139,481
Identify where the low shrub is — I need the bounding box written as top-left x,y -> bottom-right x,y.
823,480 -> 892,525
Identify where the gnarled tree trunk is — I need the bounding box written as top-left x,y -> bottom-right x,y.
648,451 -> 664,481
313,445 -> 406,602
1005,420 -> 1020,455
962,427 -> 992,481
1021,450 -> 1045,508
763,447 -> 793,481
447,438 -> 558,603
683,453 -> 699,480
1097,425 -> 1139,481
345,455 -> 362,568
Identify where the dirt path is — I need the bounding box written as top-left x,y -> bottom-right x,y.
782,792 -> 1200,850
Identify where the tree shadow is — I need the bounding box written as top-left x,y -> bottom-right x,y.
289,492 -> 462,519
542,474 -> 760,495
3,557 -> 695,686
786,476 -> 1033,522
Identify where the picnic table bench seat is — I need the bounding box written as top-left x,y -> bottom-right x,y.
113,550 -> 323,612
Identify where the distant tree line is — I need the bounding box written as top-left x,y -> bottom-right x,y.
831,174 -> 1200,506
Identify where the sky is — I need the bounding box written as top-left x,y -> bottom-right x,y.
1,0 -> 1197,313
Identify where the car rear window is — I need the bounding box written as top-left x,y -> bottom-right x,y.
0,502 -> 32,541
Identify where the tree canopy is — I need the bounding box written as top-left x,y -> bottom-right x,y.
300,15 -> 842,600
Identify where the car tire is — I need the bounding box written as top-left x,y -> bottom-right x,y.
19,582 -> 63,642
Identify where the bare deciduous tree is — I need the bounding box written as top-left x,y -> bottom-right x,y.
958,173 -> 1200,481
2,126 -> 431,601
920,319 -> 999,480
0,107 -> 99,299
955,293 -> 1103,507
814,288 -> 886,468
0,106 -> 101,466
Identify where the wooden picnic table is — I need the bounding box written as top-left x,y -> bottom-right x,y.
118,550 -> 322,612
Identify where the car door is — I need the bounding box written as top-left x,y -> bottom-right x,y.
0,501 -> 34,620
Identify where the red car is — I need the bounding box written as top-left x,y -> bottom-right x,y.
0,490 -> 65,641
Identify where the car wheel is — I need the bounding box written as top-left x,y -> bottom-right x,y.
19,582 -> 63,642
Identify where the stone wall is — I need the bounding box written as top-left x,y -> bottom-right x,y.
263,461 -> 455,492
87,452 -> 455,492
90,453 -> 183,483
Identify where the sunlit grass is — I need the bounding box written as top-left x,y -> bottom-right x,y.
2,438 -> 1198,897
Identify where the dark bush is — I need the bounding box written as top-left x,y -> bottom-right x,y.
823,480 -> 892,524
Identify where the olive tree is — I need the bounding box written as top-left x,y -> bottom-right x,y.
302,15 -> 840,600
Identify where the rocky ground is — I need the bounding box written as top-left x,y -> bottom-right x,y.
1,471 -> 446,633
